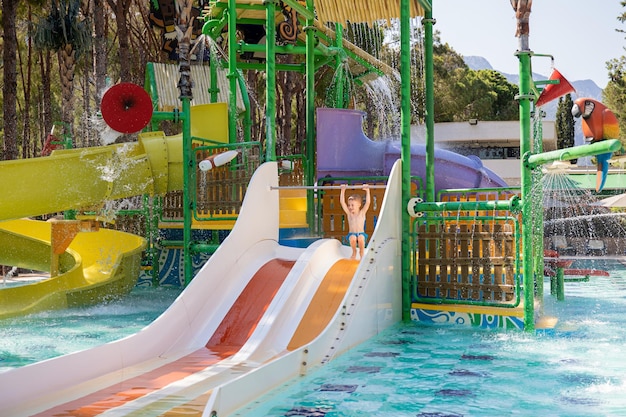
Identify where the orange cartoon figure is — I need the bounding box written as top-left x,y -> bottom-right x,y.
571,98 -> 620,192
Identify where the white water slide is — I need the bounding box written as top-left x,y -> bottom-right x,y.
0,161 -> 403,416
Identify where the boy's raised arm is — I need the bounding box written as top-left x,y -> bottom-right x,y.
340,184 -> 349,212
362,184 -> 371,213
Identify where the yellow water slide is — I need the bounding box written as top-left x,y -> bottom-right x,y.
0,131 -> 184,221
0,103 -> 228,319
0,219 -> 146,319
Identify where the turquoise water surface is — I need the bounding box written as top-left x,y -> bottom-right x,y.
0,286 -> 182,372
234,259 -> 626,417
2,260 -> 625,416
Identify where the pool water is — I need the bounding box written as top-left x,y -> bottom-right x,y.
1,260 -> 625,416
0,286 -> 182,373
234,259 -> 626,417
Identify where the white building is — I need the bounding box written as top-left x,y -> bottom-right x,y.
411,120 -> 557,186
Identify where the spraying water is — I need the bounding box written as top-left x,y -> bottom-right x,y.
538,168 -> 626,255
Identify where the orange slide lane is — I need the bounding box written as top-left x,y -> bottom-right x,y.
160,258 -> 359,416
288,259 -> 358,349
34,259 -> 294,417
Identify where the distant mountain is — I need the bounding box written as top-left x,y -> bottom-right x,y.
464,55 -> 604,166
464,56 -> 494,71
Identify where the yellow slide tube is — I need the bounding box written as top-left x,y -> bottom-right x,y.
0,132 -> 182,222
0,219 -> 146,319
0,103 -> 228,318
0,101 -> 230,222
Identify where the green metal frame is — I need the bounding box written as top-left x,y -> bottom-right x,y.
406,1 -> 623,330
149,0 -> 625,331
198,0 -> 392,241
201,0 -> 392,161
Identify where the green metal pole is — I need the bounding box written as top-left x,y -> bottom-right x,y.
532,117 -> 544,306
400,0 -> 412,322
510,0 -> 537,331
182,98 -> 193,286
305,0 -> 316,231
175,7 -> 195,287
237,43 -> 335,57
227,0 -> 238,144
265,0 -> 277,162
334,23 -> 345,108
235,70 -> 253,142
424,8 -> 435,204
527,139 -> 622,168
236,61 -> 307,72
556,266 -> 565,301
151,111 -> 181,123
209,41 -> 219,103
190,243 -> 220,254
280,0 -> 315,20
202,14 -> 229,41
517,49 -> 535,331
145,63 -> 160,131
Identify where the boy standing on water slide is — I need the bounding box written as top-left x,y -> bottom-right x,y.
340,184 -> 371,260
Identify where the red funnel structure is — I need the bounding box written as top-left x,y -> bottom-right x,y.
101,83 -> 153,134
535,69 -> 575,107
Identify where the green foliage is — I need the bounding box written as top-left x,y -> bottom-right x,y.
431,39 -> 518,122
603,3 -> 626,154
459,69 -> 518,121
431,41 -> 466,122
33,0 -> 91,57
604,53 -> 626,153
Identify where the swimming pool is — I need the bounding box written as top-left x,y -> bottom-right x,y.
233,258 -> 626,417
0,285 -> 182,373
1,260 -> 625,416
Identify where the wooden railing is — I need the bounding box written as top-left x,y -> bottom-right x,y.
415,223 -> 519,304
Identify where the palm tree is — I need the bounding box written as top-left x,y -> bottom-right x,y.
33,0 -> 91,132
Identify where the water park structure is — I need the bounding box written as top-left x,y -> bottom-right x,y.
0,0 -> 623,416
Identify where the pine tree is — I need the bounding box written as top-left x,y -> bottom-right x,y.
556,94 -> 575,150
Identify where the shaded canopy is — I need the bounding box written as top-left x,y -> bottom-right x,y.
314,0 -> 426,25
205,0 -> 409,79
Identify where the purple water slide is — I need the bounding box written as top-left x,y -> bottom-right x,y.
316,108 -> 508,192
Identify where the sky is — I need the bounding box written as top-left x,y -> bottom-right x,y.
433,0 -> 625,88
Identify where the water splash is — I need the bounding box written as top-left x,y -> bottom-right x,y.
324,60 -> 355,110
97,196 -> 144,225
359,75 -> 401,139
96,143 -> 141,182
341,17 -> 425,140
2,267 -> 18,287
536,170 -> 626,254
89,113 -> 122,145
